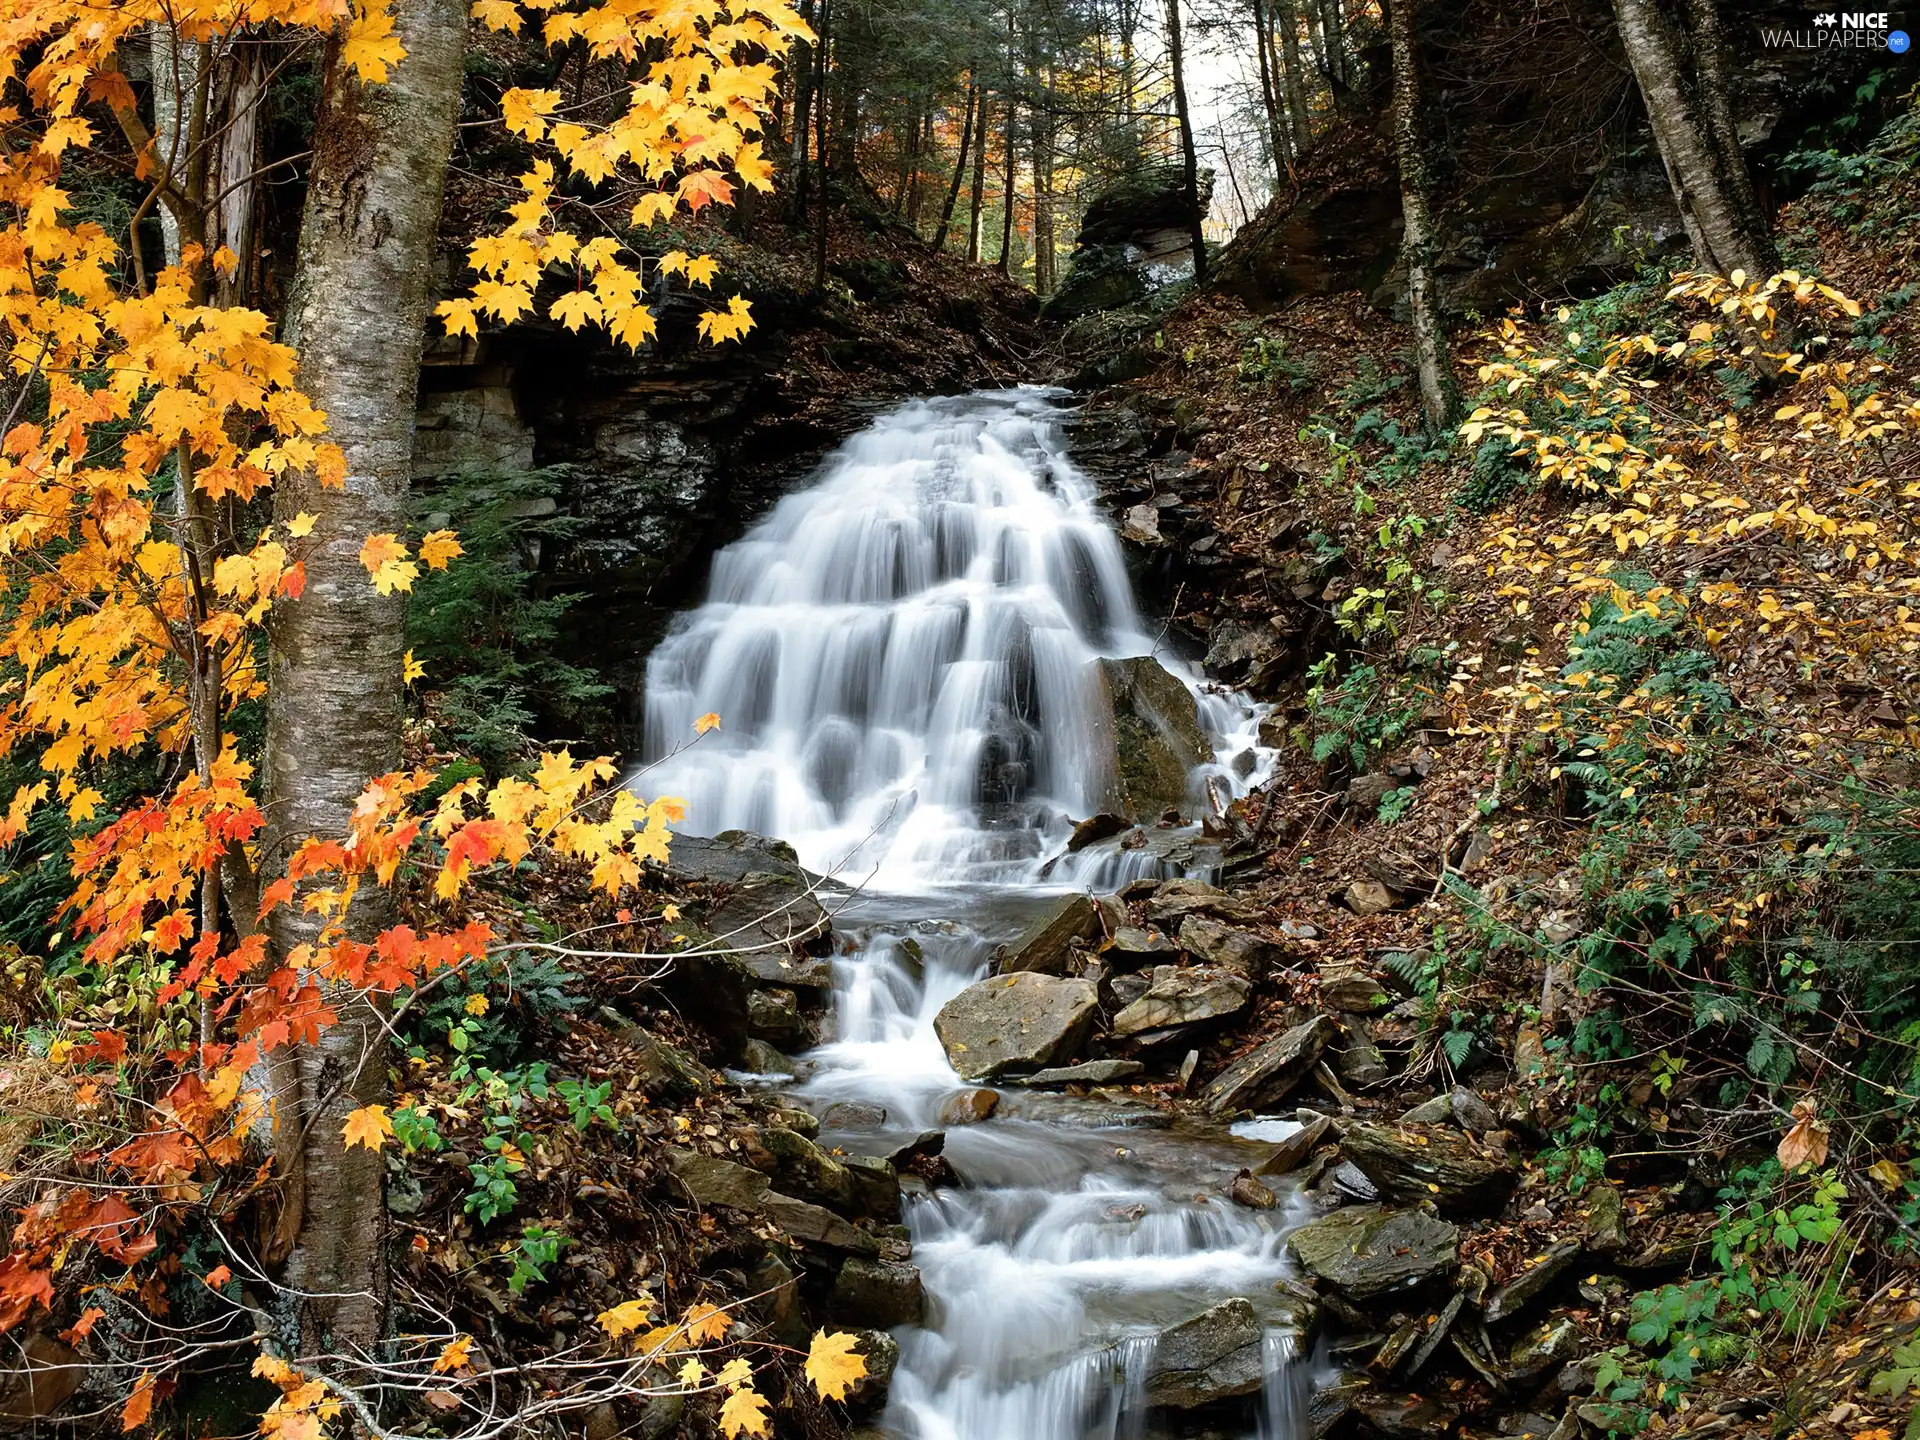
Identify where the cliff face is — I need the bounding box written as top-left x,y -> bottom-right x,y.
1213,0 -> 1874,314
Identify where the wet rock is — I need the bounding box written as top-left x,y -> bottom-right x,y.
1344,879 -> 1397,917
1450,1086 -> 1500,1134
1346,773 -> 1397,811
937,1088 -> 1001,1126
830,1258 -> 924,1328
742,952 -> 836,990
771,1106 -> 820,1139
1067,813 -> 1131,852
1288,1205 -> 1460,1300
1507,1315 -> 1581,1380
995,895 -> 1099,976
746,1254 -> 805,1346
1319,962 -> 1392,1012
842,1155 -> 903,1222
0,1333 -> 82,1423
1484,1241 -> 1583,1324
1147,877 -> 1263,925
824,1101 -> 889,1128
1402,1290 -> 1467,1380
1204,617 -> 1288,690
1122,503 -> 1165,546
1582,1183 -> 1629,1254
882,1131 -> 945,1167
1143,1298 -> 1265,1408
757,1127 -> 855,1212
1020,1059 -> 1146,1087
1330,1016 -> 1392,1089
668,1152 -> 772,1210
607,1016 -> 714,1099
1108,968 -> 1153,1011
1330,1162 -> 1381,1203
1201,1015 -> 1337,1114
747,987 -> 810,1047
1400,1094 -> 1454,1125
1255,1114 -> 1332,1177
738,1038 -> 798,1078
1229,1170 -> 1277,1209
1352,1389 -> 1459,1438
636,1393 -> 684,1440
1112,965 -> 1250,1037
934,972 -> 1100,1080
759,1192 -> 879,1255
847,1330 -> 899,1409
1091,657 -> 1211,821
1108,925 -> 1177,962
1341,1122 -> 1518,1214
1176,915 -> 1276,977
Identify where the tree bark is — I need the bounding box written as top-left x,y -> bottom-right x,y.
266,0 -> 466,1355
1165,0 -> 1208,284
1318,0 -> 1346,86
1682,0 -> 1769,247
788,0 -> 816,220
1611,0 -> 1775,278
210,40 -> 266,308
814,0 -> 832,289
996,86 -> 1017,277
1388,0 -> 1457,430
934,81 -> 978,252
1031,70 -> 1056,296
1275,0 -> 1313,151
967,89 -> 991,263
1251,0 -> 1293,171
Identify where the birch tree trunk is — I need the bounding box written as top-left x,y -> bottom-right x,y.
1389,0 -> 1457,430
1611,0 -> 1775,278
266,0 -> 466,1355
1683,0 -> 1769,248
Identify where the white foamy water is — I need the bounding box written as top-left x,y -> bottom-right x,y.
638,391 -> 1315,1438
639,388 -> 1267,891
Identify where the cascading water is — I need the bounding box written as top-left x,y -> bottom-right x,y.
638,390 -> 1321,1438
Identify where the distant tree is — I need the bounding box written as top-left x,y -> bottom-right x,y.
1388,0 -> 1458,429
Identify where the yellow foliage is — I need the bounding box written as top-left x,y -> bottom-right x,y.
804,1330 -> 868,1401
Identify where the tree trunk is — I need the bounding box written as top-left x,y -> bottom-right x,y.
1251,0 -> 1293,170
996,87 -> 1017,278
1682,0 -> 1769,247
892,100 -> 918,215
814,0 -> 832,289
788,0 -> 816,220
1318,0 -> 1345,85
1031,72 -> 1055,296
1388,0 -> 1457,431
967,90 -> 991,263
1165,0 -> 1208,285
907,109 -> 935,230
1611,0 -> 1775,278
210,40 -> 266,308
934,81 -> 979,251
1275,0 -> 1313,151
265,0 -> 466,1354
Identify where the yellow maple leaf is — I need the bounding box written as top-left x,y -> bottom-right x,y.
471,0 -> 522,30
676,1357 -> 706,1386
359,533 -> 419,595
418,529 -> 463,570
550,290 -> 603,331
682,1301 -> 730,1344
684,254 -> 719,288
804,1331 -> 867,1402
432,1336 -> 473,1373
697,296 -> 753,345
286,512 -> 317,539
657,249 -> 690,277
715,1357 -> 753,1389
342,1104 -> 394,1152
718,1387 -> 770,1439
403,650 -> 425,687
344,1 -> 408,83
597,1297 -> 655,1339
211,246 -> 239,276
438,298 -> 480,340
695,712 -> 721,734
464,993 -> 489,1016
733,140 -> 773,192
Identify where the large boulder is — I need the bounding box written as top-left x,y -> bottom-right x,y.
1177,915 -> 1277,976
933,973 -> 1100,1080
1089,658 -> 1211,821
1112,965 -> 1251,1038
830,1258 -> 924,1329
995,895 -> 1099,976
1143,1298 -> 1264,1409
1045,164 -> 1216,322
1200,1015 -> 1337,1115
1288,1205 -> 1460,1301
1340,1122 -> 1517,1214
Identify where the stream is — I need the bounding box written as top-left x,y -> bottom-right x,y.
640,390 -> 1325,1439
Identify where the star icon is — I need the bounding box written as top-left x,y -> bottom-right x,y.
1814,11 -> 1837,23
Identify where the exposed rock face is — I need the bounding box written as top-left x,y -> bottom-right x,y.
1201,1015 -> 1337,1114
1112,965 -> 1251,1037
1019,1059 -> 1146,1087
1090,657 -> 1211,821
830,1258 -> 925,1329
933,973 -> 1100,1080
1254,1114 -> 1332,1177
1143,1298 -> 1265,1409
1177,915 -> 1276,976
1484,1241 -> 1583,1323
995,895 -> 1099,975
1288,1205 -> 1460,1300
1340,1122 -> 1518,1214
1046,164 -> 1217,322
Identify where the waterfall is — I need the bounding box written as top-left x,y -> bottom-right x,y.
639,390 -> 1314,1440
638,388 -> 1266,890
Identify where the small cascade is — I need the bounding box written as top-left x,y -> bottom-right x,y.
1258,1331 -> 1312,1440
638,388 -> 1268,889
638,391 -> 1314,1439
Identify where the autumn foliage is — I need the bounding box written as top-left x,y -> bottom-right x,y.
0,0 -> 859,1433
